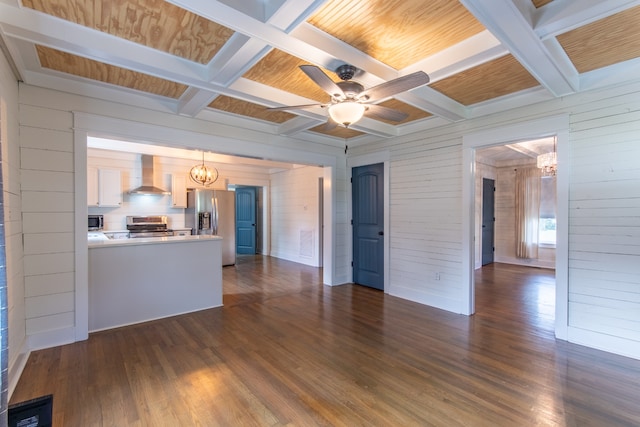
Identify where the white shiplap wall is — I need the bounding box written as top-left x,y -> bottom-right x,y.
19,104 -> 76,348
567,100 -> 640,354
388,138 -> 463,312
0,47 -> 28,397
10,61 -> 640,360
16,83 -> 345,352
348,79 -> 640,359
270,166 -> 324,267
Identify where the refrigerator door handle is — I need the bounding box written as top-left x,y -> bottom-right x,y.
212,196 -> 218,235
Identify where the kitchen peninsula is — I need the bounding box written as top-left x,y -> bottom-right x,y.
88,235 -> 223,331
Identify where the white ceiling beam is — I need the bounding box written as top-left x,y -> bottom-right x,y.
397,88 -> 468,122
165,0 -> 337,68
293,23 -> 468,121
278,116 -> 325,136
177,88 -> 220,117
180,0 -> 325,116
460,0 -> 579,96
534,0 -> 640,40
403,30 -> 508,82
505,143 -> 539,158
0,4 -> 205,82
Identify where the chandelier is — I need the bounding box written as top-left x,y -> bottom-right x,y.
189,152 -> 218,187
537,137 -> 557,176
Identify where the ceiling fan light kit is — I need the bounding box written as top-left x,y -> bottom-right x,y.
269,64 -> 430,128
328,101 -> 366,127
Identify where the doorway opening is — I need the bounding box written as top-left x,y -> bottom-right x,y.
462,114 -> 569,340
474,140 -> 558,333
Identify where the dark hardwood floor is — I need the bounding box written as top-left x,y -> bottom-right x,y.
10,258 -> 640,426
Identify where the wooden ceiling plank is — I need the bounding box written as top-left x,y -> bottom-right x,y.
165,0 -> 337,68
197,0 -> 326,105
556,6 -> 640,74
292,22 -> 466,121
402,30 -> 507,82
0,5 -> 205,83
306,0 -> 486,70
535,0 -> 640,40
22,0 -> 235,64
460,0 -> 578,96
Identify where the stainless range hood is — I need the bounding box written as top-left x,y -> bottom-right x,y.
128,154 -> 170,195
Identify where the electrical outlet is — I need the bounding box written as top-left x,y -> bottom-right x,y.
435,272 -> 440,281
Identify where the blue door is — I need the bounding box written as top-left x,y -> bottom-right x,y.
352,163 -> 384,290
482,178 -> 495,265
236,187 -> 256,254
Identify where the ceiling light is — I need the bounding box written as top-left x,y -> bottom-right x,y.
189,152 -> 219,187
328,101 -> 366,127
537,137 -> 557,176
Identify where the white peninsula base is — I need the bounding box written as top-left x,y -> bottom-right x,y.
88,235 -> 223,331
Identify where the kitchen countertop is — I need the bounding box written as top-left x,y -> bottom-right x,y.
88,234 -> 221,248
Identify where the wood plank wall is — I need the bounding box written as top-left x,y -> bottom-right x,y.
389,138 -> 463,312
0,45 -> 28,397
19,104 -> 76,347
568,88 -> 640,350
350,80 -> 640,358
10,72 -> 640,359
270,166 -> 324,267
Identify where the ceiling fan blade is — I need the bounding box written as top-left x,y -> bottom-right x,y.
359,71 -> 430,102
364,104 -> 409,122
300,65 -> 345,99
267,103 -> 323,111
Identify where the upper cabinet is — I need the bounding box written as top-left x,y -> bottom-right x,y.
171,174 -> 187,208
88,168 -> 122,207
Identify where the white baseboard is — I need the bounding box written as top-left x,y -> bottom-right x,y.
27,326 -> 76,352
8,338 -> 30,400
568,326 -> 640,361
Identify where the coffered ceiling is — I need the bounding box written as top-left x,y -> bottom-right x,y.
1,0 -> 639,144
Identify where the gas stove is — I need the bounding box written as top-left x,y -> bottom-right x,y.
126,215 -> 174,238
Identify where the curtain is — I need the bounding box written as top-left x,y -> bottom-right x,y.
515,167 -> 542,259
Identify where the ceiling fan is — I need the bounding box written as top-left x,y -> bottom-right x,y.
268,64 -> 430,127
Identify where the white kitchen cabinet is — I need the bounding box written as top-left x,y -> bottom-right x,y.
87,166 -> 99,206
88,168 -> 122,207
171,174 -> 188,208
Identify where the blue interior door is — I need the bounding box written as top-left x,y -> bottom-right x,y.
352,163 -> 384,290
236,187 -> 256,254
482,178 -> 495,265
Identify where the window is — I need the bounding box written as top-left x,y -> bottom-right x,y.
539,176 -> 557,246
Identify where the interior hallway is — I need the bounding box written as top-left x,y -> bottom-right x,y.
10,257 -> 640,425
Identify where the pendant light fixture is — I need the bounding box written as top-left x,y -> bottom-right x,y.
537,137 -> 557,176
189,152 -> 218,187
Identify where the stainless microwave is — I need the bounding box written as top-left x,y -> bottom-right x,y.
88,214 -> 104,231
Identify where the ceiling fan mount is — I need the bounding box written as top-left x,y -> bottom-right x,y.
335,64 -> 357,81
268,63 -> 430,127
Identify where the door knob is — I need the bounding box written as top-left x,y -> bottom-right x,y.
378,231 -> 384,236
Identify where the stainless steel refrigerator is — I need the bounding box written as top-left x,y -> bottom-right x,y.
185,189 -> 236,266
